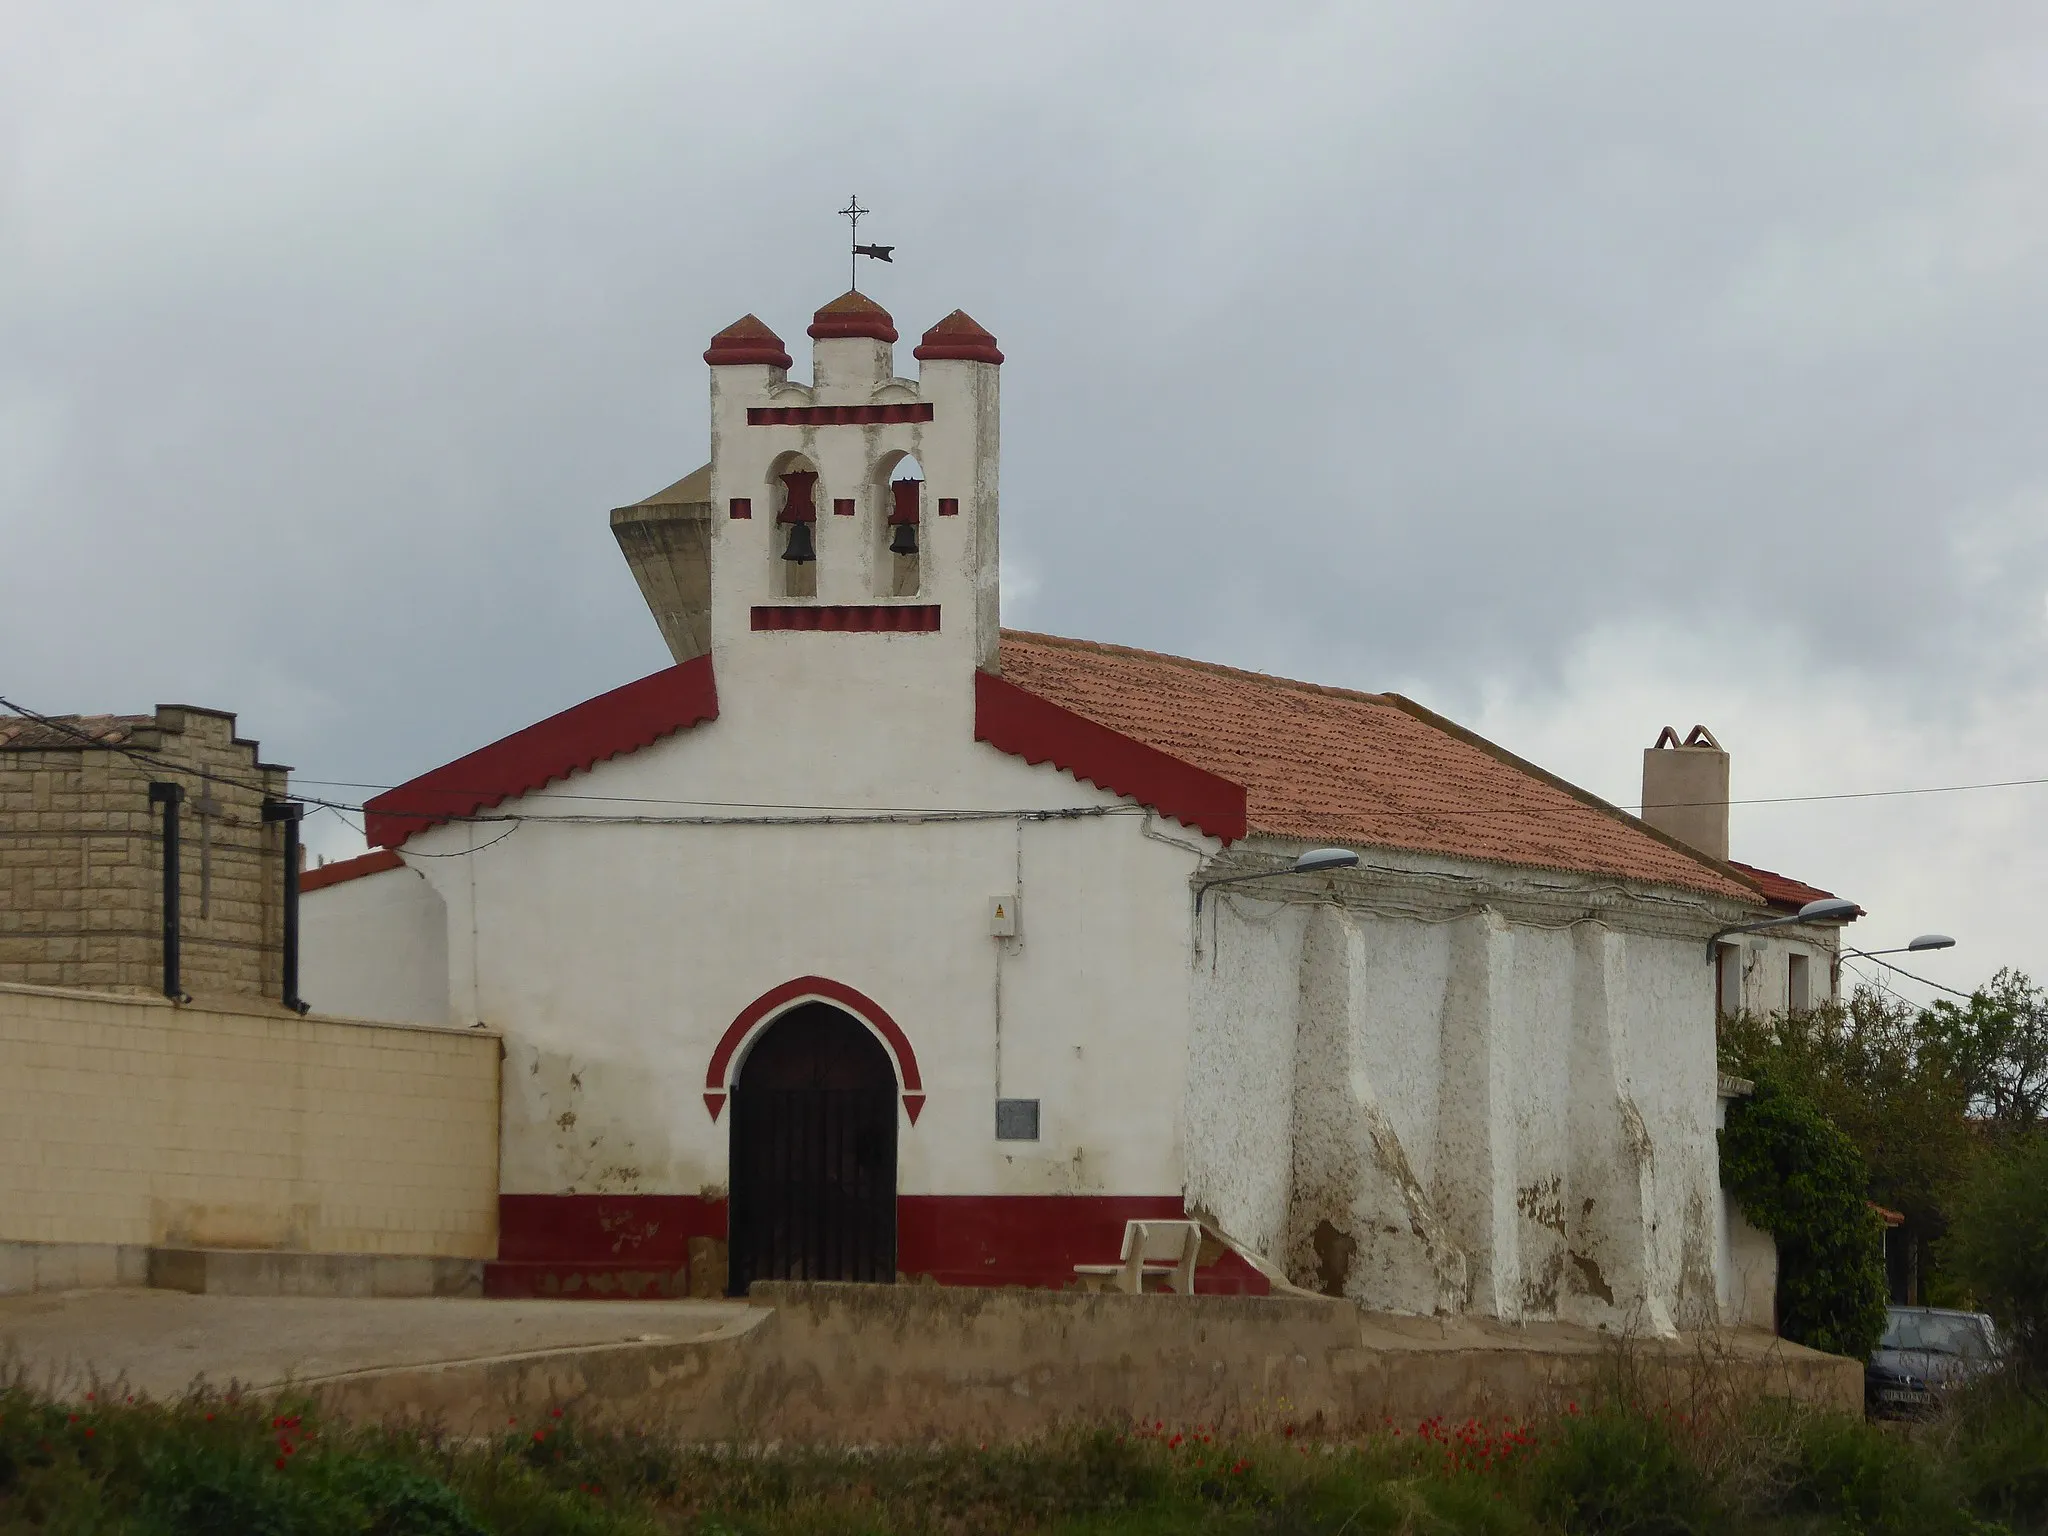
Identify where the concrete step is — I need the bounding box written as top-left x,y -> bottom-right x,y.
482,1260 -> 696,1300
147,1247 -> 482,1299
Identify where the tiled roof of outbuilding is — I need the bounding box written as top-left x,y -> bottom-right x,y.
1726,860 -> 1854,916
997,631 -> 1758,902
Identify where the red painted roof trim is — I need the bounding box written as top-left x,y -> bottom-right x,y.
808,291 -> 898,343
705,975 -> 924,1123
974,669 -> 1247,843
301,848 -> 405,892
704,314 -> 792,368
914,310 -> 1004,365
364,655 -> 719,848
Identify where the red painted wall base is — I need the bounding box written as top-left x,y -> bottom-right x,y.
486,1193 -> 1271,1298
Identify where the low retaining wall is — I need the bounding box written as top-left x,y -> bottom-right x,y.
308,1283 -> 1863,1441
0,983 -> 501,1292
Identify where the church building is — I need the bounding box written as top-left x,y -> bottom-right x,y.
304,288 -> 1811,1327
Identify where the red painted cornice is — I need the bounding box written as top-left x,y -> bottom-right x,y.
301,848 -> 404,892
913,310 -> 1003,365
974,670 -> 1246,843
364,655 -> 719,848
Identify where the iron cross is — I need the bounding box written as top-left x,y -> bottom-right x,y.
840,194 -> 894,291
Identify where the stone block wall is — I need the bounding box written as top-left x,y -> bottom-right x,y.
0,706 -> 289,999
0,982 -> 500,1262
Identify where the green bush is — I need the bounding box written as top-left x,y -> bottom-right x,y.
1719,1075 -> 1890,1359
1946,1135 -> 2048,1381
1531,1407 -> 1716,1535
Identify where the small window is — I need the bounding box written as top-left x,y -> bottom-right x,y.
1787,952 -> 1811,1013
995,1098 -> 1040,1141
1715,942 -> 1741,1017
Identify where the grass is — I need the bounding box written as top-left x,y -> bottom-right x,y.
1,1371 -> 2043,1535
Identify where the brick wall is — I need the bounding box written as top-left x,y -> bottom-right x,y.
0,983 -> 500,1258
0,706 -> 289,999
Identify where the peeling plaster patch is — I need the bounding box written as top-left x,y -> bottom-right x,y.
502,1043 -> 677,1194
1311,1219 -> 1356,1298
1517,1176 -> 1565,1234
1521,1247 -> 1565,1316
1568,1250 -> 1615,1305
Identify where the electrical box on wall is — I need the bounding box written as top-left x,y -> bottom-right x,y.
988,894 -> 1019,937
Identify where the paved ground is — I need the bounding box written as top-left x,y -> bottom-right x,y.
0,1289 -> 750,1401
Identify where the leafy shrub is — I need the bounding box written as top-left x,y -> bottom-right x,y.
1719,1075 -> 1889,1358
1776,1409 -> 1982,1535
1531,1406 -> 1716,1534
1946,1134 -> 2048,1381
1948,1371 -> 2048,1528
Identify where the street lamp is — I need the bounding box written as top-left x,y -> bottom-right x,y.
1840,935 -> 1955,961
1706,896 -> 1860,961
1196,847 -> 1360,913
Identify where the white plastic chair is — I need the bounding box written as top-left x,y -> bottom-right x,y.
1073,1219 -> 1202,1295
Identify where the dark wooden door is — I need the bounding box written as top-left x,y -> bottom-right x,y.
727,1002 -> 897,1294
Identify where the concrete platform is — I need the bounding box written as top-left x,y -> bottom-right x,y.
0,1288 -> 747,1400
0,1284 -> 1863,1441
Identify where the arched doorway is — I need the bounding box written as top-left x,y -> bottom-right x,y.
727,1002 -> 898,1294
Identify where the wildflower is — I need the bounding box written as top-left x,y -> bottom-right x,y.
83,1428 -> 94,1438
276,1457 -> 287,1470
533,1430 -> 547,1443
550,1407 -> 563,1418
1283,1424 -> 1295,1438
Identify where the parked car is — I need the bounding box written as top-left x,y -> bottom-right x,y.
1866,1305 -> 2003,1417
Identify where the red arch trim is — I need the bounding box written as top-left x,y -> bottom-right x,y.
704,976 -> 924,1123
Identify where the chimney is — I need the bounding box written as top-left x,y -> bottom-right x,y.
1642,725 -> 1729,862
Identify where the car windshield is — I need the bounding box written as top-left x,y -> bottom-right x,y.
1879,1311 -> 1994,1357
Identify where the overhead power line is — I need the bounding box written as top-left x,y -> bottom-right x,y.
8,692 -> 2048,830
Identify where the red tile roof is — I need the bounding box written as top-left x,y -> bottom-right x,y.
1726,860 -> 1853,916
302,848 -> 405,892
997,632 -> 1758,902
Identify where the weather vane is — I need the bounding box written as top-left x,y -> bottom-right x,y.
840,194 -> 894,292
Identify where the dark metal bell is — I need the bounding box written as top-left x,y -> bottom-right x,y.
889,521 -> 918,557
781,521 -> 815,564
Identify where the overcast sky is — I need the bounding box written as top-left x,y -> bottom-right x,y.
6,2 -> 2044,1000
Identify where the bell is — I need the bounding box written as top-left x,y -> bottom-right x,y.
889,520 -> 918,557
781,520 -> 815,564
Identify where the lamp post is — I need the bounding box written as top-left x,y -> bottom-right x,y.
1195,847 -> 1360,913
1705,896 -> 1860,962
1840,935 -> 1955,962
1832,934 -> 1958,997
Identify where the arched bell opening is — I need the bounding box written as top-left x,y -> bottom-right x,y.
726,1001 -> 899,1294
768,450 -> 820,599
872,450 -> 924,599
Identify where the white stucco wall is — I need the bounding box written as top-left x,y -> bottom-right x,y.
1185,846 -> 1742,1331
1712,1083 -> 1779,1329
304,324 -> 1218,1205
301,864 -> 451,1026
